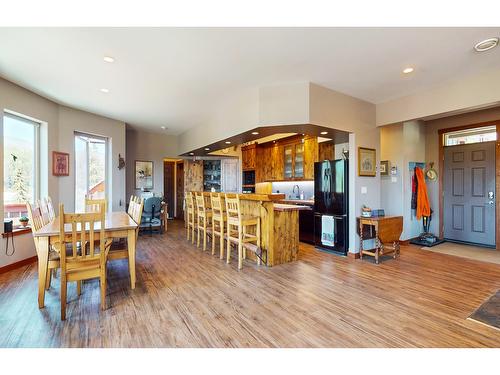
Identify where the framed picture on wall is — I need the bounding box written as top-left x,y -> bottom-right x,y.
358,147 -> 376,177
52,151 -> 70,176
135,160 -> 154,190
380,160 -> 390,176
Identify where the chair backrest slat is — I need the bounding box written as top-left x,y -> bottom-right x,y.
59,203 -> 106,266
26,202 -> 44,232
225,194 -> 241,221
210,193 -> 224,218
85,198 -> 107,213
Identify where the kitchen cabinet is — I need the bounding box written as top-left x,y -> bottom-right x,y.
247,135 -> 319,183
221,158 -> 241,192
241,143 -> 256,170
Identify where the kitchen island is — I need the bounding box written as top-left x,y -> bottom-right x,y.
196,192 -> 307,266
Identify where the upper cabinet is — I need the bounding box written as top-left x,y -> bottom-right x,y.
251,135 -> 318,182
241,143 -> 257,170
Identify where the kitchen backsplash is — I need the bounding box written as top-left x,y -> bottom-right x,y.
272,181 -> 314,200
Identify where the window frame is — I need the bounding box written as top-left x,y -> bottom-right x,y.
74,131 -> 109,212
3,110 -> 41,212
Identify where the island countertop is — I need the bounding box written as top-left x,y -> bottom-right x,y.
273,203 -> 312,212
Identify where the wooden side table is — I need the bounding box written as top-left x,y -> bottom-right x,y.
358,216 -> 403,264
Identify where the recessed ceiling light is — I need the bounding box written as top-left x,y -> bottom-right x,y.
225,141 -> 231,144
189,152 -> 194,155
100,88 -> 109,93
320,131 -> 328,135
403,67 -> 414,74
204,147 -> 210,151
103,56 -> 115,63
251,131 -> 259,135
160,126 -> 166,130
474,37 -> 499,52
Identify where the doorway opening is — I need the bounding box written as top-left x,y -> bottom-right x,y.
75,132 -> 108,212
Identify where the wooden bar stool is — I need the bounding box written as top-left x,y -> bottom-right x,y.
210,192 -> 226,259
195,193 -> 213,251
186,192 -> 197,243
225,194 -> 261,270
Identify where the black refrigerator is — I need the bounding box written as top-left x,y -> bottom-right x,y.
313,159 -> 348,255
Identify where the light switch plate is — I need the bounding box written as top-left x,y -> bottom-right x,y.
361,186 -> 367,194
391,177 -> 397,183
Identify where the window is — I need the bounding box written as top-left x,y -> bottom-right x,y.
74,132 -> 108,212
3,112 -> 40,220
444,125 -> 497,146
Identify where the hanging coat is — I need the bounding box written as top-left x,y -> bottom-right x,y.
415,167 -> 430,219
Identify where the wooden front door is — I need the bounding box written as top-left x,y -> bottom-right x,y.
176,162 -> 184,219
443,141 -> 496,246
163,161 -> 175,218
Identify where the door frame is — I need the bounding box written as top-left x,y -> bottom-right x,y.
438,120 -> 500,250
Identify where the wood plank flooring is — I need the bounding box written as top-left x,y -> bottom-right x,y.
1,220 -> 500,347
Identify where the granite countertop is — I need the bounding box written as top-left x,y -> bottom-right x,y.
273,203 -> 313,212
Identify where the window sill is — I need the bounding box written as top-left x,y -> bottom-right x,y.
2,227 -> 32,238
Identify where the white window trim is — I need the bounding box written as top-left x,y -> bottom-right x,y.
3,109 -> 41,205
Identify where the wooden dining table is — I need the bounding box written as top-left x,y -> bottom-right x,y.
32,211 -> 139,309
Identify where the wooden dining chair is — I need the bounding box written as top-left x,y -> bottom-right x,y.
108,196 -> 144,262
225,194 -> 261,270
27,202 -> 60,290
186,192 -> 197,243
84,197 -> 108,213
195,193 -> 212,251
210,193 -> 226,259
58,203 -> 112,320
45,196 -> 56,222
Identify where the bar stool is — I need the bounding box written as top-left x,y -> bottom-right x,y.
195,193 -> 213,251
225,194 -> 261,270
186,192 -> 197,243
210,192 -> 226,259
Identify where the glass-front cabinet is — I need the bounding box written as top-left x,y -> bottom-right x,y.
283,142 -> 305,180
284,145 -> 293,179
294,143 -> 304,178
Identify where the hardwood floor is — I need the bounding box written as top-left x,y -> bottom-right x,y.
1,219 -> 500,347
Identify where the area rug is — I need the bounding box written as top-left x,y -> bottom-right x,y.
468,290 -> 500,331
421,242 -> 500,265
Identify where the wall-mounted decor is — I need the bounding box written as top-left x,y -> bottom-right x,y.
135,160 -> 154,190
52,151 -> 69,176
358,147 -> 376,177
425,162 -> 438,181
118,153 -> 125,170
380,160 -> 389,176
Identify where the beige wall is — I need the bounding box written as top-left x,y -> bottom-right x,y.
0,77 -> 126,268
125,128 -> 178,199
178,88 -> 259,154
380,121 -> 426,240
376,66 -> 500,127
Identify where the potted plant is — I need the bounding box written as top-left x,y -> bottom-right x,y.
19,216 -> 29,227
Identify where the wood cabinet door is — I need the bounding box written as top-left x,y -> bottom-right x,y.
271,144 -> 284,180
304,137 -> 318,179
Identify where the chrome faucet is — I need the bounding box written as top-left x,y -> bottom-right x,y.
292,184 -> 300,199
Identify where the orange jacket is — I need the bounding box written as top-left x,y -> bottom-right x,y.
415,167 -> 430,219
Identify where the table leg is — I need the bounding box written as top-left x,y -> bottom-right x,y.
359,221 -> 364,260
37,236 -> 49,308
127,229 -> 136,289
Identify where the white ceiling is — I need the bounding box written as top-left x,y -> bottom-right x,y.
0,27 -> 499,134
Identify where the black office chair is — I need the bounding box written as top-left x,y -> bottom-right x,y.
140,196 -> 162,235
